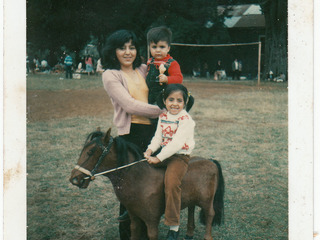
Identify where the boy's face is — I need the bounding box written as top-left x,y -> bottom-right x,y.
149,41 -> 170,60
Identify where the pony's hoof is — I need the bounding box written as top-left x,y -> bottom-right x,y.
183,235 -> 194,240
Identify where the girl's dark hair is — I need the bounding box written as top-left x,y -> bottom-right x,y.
157,84 -> 195,112
101,30 -> 142,70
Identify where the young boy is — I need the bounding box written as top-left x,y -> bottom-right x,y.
146,26 -> 183,105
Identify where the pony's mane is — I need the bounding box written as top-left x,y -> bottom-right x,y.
83,131 -> 143,167
114,137 -> 143,167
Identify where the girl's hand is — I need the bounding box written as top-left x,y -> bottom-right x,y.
158,74 -> 168,85
144,149 -> 152,159
147,156 -> 161,165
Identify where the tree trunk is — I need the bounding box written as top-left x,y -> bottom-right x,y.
261,0 -> 288,80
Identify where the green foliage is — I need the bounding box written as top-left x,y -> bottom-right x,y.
27,0 -> 227,53
27,0 -> 288,79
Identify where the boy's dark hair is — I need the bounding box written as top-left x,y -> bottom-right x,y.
101,30 -> 142,70
157,84 -> 195,112
147,26 -> 172,45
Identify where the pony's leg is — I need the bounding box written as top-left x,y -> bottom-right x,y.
203,204 -> 215,240
185,206 -> 195,238
129,216 -> 143,240
145,222 -> 159,240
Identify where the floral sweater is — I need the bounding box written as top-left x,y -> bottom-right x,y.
147,109 -> 195,161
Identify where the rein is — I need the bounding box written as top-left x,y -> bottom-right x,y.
73,135 -> 147,180
76,158 -> 147,180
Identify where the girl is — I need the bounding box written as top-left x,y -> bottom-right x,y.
85,55 -> 94,75
144,84 -> 195,240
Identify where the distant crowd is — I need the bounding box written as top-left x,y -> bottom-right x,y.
26,52 -> 104,78
192,58 -> 243,81
26,52 -> 285,82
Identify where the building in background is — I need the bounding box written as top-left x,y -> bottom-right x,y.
218,4 -> 265,79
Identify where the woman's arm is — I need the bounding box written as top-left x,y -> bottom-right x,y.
102,70 -> 163,118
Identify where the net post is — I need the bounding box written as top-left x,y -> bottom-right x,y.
258,41 -> 261,86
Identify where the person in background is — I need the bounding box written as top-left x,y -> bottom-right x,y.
101,29 -> 164,240
85,55 -> 94,75
192,67 -> 201,78
33,56 -> 40,72
232,58 -> 240,80
96,58 -> 104,74
203,62 -> 210,78
144,84 -> 195,240
214,60 -> 225,80
75,61 -> 83,73
41,59 -> 50,72
26,54 -> 29,74
64,53 -> 73,79
238,60 -> 243,78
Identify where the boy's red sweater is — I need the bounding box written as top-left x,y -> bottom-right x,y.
147,54 -> 183,84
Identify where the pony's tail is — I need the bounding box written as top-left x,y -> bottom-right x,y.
199,159 -> 225,226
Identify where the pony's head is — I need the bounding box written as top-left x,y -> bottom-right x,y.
69,128 -> 117,188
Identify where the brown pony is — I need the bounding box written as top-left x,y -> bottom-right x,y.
70,128 -> 224,240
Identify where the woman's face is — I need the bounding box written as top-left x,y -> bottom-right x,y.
116,40 -> 137,69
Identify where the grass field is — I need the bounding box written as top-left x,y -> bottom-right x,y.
27,73 -> 288,239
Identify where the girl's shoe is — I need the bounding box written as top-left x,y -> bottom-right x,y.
166,230 -> 179,240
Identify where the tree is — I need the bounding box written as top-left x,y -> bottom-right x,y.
260,0 -> 287,79
27,0 -> 228,70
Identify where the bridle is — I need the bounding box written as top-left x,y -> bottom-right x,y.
73,135 -> 147,181
74,135 -> 114,180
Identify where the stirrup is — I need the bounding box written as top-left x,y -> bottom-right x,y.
117,210 -> 130,222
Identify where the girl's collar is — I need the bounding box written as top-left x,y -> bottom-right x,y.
166,109 -> 187,118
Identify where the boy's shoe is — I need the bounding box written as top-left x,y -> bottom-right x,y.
166,230 -> 179,240
117,210 -> 130,222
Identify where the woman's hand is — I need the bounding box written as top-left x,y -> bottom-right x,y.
158,74 -> 168,85
147,156 -> 161,165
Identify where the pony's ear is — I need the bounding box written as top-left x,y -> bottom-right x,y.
104,128 -> 112,144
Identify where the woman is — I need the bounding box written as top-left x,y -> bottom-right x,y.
101,29 -> 163,240
85,55 -> 94,75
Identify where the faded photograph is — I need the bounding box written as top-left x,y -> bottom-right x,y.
25,0 -> 289,239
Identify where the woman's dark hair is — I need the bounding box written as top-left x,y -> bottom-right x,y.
157,84 -> 195,112
101,30 -> 142,70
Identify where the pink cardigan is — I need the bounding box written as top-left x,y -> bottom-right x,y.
102,64 -> 163,135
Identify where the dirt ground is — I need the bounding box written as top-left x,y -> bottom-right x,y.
27,82 -> 285,122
